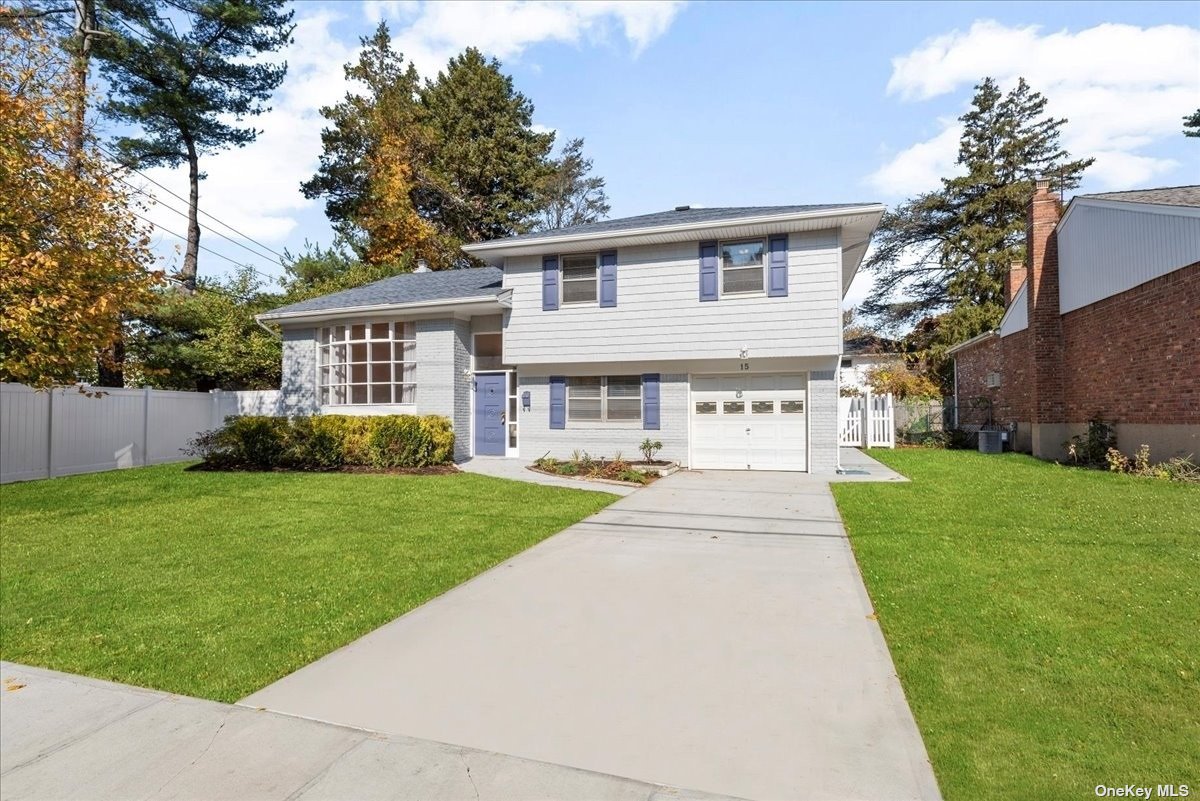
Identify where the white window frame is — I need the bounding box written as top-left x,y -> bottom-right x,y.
567,375 -> 642,423
318,321 -> 416,406
718,238 -> 766,296
560,253 -> 599,306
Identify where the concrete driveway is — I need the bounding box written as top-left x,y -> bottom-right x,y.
243,466 -> 940,801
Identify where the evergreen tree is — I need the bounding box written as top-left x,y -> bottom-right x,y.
862,77 -> 1092,333
534,137 -> 610,230
418,48 -> 555,246
1184,109 -> 1200,138
300,23 -> 427,255
93,0 -> 293,288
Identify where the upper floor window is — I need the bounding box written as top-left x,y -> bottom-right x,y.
318,321 -> 415,406
567,375 -> 642,422
561,253 -> 598,304
721,240 -> 765,294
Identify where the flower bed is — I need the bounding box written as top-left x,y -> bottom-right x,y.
530,453 -> 675,486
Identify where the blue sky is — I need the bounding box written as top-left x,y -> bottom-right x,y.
135,1 -> 1200,307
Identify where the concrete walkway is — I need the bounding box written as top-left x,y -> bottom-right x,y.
459,455 -> 640,495
0,662 -> 740,801
243,463 -> 940,801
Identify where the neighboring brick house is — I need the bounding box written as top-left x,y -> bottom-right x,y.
948,182 -> 1200,461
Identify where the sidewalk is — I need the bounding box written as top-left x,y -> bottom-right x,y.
0,662 -> 740,801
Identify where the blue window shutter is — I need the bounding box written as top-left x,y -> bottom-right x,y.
599,252 -> 618,307
642,374 -> 660,430
699,242 -> 718,302
767,235 -> 789,297
542,256 -> 559,311
549,376 -> 566,429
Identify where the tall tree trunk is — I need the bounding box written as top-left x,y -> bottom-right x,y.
96,323 -> 125,387
68,0 -> 94,166
181,136 -> 201,290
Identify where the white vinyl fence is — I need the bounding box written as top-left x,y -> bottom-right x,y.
838,391 -> 895,448
0,383 -> 281,484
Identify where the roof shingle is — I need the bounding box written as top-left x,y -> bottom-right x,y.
1079,185 -> 1200,208
261,266 -> 503,318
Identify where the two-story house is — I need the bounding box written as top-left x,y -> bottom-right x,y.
257,204 -> 884,473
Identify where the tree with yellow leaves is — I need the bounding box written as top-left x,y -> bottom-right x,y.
0,17 -> 160,388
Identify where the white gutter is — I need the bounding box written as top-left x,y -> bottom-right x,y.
945,329 -> 999,357
256,294 -> 505,325
462,205 -> 885,254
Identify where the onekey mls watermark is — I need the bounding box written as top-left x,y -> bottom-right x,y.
1095,786 -> 1190,799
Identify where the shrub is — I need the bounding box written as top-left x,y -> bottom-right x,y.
639,438 -> 663,462
187,414 -> 454,471
617,469 -> 648,484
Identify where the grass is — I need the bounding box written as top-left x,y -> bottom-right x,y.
0,464 -> 615,702
831,450 -> 1199,800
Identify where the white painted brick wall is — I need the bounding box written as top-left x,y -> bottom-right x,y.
280,328 -> 319,415
808,368 -> 839,473
517,372 -> 689,465
414,318 -> 472,461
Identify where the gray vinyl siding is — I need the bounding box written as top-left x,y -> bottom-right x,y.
502,230 -> 843,365
518,371 -> 689,466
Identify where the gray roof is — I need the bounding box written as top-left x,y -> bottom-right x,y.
262,267 -> 503,318
1080,185 -> 1200,208
484,204 -> 877,244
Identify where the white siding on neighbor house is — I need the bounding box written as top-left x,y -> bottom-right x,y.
999,282 -> 1028,337
1058,201 -> 1200,314
502,230 -> 843,365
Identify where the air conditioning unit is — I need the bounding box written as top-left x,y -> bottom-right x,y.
978,429 -> 1003,454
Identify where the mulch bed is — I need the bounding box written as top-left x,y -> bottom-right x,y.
186,463 -> 460,476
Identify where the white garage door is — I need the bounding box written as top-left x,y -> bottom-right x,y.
690,374 -> 808,471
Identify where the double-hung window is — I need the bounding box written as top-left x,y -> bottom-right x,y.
567,376 -> 642,422
720,239 -> 765,294
318,321 -> 416,405
561,254 -> 598,304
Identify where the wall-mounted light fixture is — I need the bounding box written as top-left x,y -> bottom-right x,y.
521,391 -> 531,411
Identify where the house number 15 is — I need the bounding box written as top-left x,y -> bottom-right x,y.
739,362 -> 751,371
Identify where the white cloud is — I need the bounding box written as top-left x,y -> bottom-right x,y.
136,2 -> 684,278
868,20 -> 1200,197
376,1 -> 686,75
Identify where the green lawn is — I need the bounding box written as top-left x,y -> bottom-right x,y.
832,450 -> 1199,800
0,464 -> 615,702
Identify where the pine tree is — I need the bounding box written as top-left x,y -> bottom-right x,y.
1184,109 -> 1200,138
534,137 -> 611,231
300,23 -> 426,255
418,48 -> 555,246
93,0 -> 293,288
862,77 -> 1092,331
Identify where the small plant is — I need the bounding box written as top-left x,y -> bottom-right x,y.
1105,447 -> 1129,473
617,469 -> 648,485
639,438 -> 663,463
1064,419 -> 1116,465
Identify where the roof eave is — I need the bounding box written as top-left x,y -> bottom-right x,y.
946,329 -> 1000,356
462,205 -> 886,259
256,295 -> 504,326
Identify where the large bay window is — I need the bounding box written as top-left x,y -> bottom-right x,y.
567,375 -> 642,422
318,321 -> 415,406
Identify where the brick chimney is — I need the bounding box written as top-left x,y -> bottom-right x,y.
1025,177 -> 1066,457
1005,261 -> 1027,307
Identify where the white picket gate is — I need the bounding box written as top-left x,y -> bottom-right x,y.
0,383 -> 281,484
838,391 -> 895,448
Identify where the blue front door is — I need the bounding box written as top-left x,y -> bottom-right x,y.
473,374 -> 507,456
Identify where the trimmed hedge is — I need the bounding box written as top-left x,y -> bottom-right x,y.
187,415 -> 455,471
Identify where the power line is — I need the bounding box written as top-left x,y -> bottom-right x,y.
128,207 -> 270,279
95,141 -> 291,265
118,176 -> 284,279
